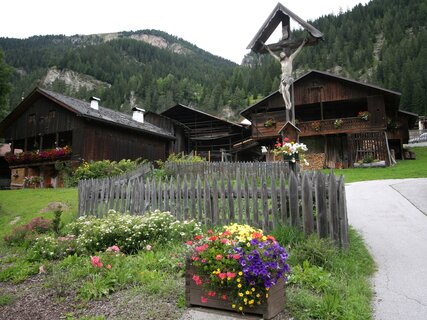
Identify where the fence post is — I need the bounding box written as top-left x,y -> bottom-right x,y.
337,176 -> 349,248
301,172 -> 314,236
288,171 -> 299,228
315,172 -> 328,238
328,172 -> 339,242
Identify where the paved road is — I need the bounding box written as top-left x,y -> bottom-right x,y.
346,179 -> 427,320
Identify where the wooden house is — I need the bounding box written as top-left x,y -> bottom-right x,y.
161,104 -> 251,161
0,87 -> 175,188
240,70 -> 417,168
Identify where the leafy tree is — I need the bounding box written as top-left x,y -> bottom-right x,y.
0,50 -> 11,120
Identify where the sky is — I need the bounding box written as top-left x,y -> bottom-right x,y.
1,0 -> 371,64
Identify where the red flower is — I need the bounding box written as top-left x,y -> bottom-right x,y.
267,235 -> 276,242
252,232 -> 263,239
221,294 -> 227,300
186,241 -> 193,245
218,273 -> 227,280
215,254 -> 223,260
209,236 -> 217,241
233,254 -> 241,260
208,291 -> 216,297
201,296 -> 208,303
194,235 -> 202,240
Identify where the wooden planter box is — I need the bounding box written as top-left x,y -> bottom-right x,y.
185,263 -> 285,319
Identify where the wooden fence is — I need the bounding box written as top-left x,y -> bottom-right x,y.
78,163 -> 348,248
164,161 -> 291,180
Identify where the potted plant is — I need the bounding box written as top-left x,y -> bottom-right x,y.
311,121 -> 321,131
185,224 -> 290,319
357,111 -> 370,121
334,119 -> 343,129
272,137 -> 308,165
263,118 -> 276,128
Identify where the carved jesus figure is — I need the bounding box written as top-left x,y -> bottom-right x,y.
263,38 -> 308,110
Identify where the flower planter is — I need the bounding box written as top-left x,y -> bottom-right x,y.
185,263 -> 286,319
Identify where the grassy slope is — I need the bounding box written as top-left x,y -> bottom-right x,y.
0,188 -> 77,237
327,147 -> 427,183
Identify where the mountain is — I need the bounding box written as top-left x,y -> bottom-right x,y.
0,0 -> 426,121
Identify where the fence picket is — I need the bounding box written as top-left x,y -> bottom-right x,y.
289,171 -> 299,228
302,173 -> 314,234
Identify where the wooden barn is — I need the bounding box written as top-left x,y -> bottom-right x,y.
0,87 -> 175,188
240,70 -> 417,168
161,104 -> 251,161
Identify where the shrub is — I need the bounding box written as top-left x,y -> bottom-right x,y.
69,159 -> 139,186
291,234 -> 337,269
4,217 -> 52,246
30,235 -> 77,260
65,210 -> 201,255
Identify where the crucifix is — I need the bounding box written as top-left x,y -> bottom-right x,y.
247,3 -> 323,125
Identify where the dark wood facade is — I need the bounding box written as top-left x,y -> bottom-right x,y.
240,70 -> 417,168
0,88 -> 175,188
161,104 -> 251,161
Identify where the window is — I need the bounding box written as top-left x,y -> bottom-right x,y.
28,114 -> 36,124
48,110 -> 56,120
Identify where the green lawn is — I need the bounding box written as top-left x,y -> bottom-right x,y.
327,146 -> 427,183
0,188 -> 77,237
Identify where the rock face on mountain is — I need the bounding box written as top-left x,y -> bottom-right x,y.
41,67 -> 111,92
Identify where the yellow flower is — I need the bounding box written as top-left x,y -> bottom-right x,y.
249,300 -> 254,305
244,298 -> 247,303
238,271 -> 243,276
232,304 -> 236,309
238,292 -> 243,297
256,293 -> 260,298
266,293 -> 269,298
251,287 -> 255,292
245,290 -> 250,295
237,278 -> 241,283
239,306 -> 243,311
237,284 -> 242,288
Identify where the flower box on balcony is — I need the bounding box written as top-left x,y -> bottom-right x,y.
185,263 -> 286,319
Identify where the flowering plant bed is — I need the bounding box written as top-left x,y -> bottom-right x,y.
185,224 -> 289,319
5,146 -> 71,164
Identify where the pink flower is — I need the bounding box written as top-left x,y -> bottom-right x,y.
233,254 -> 241,260
215,254 -> 223,260
106,264 -> 112,269
226,272 -> 236,279
106,245 -> 120,252
221,294 -> 227,300
186,241 -> 193,245
192,275 -> 202,286
90,256 -> 101,267
207,291 -> 216,297
218,273 -> 227,280
221,238 -> 228,244
39,265 -> 45,274
201,259 -> 207,263
146,245 -> 152,251
201,296 -> 208,303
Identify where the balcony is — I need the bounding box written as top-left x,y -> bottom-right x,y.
5,146 -> 72,165
298,117 -> 385,137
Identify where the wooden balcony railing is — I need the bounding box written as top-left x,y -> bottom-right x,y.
298,117 -> 385,136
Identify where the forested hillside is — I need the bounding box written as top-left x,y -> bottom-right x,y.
0,0 -> 426,121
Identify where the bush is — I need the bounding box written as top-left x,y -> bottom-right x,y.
291,234 -> 337,269
30,235 -> 77,260
29,210 -> 200,260
68,159 -> 139,186
4,217 -> 52,246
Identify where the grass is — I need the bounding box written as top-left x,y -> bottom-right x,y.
327,146 -> 427,183
0,188 -> 78,237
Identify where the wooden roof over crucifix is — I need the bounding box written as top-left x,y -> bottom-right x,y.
247,2 -> 324,54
